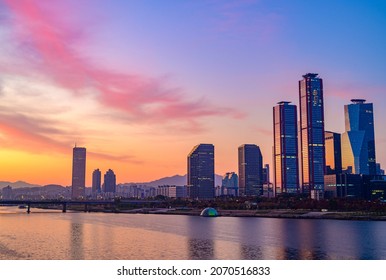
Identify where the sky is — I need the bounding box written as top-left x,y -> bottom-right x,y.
0,0 -> 386,186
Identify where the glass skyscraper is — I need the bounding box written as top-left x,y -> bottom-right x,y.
325,131 -> 342,175
187,144 -> 215,199
71,146 -> 86,199
341,99 -> 376,175
273,101 -> 299,194
222,172 -> 239,196
299,73 -> 325,198
238,144 -> 263,196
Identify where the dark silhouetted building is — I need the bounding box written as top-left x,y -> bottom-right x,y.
238,144 -> 263,196
262,164 -> 270,185
325,131 -> 342,175
71,146 -> 86,199
187,144 -> 215,199
222,172 -> 239,196
273,101 -> 299,195
362,175 -> 386,200
103,169 -> 116,193
92,169 -> 101,194
342,99 -> 376,175
324,174 -> 362,198
2,186 -> 13,200
299,73 -> 325,199
376,163 -> 385,175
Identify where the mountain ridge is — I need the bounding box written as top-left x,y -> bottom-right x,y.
1,174 -> 224,190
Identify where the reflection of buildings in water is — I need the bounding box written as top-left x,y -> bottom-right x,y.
359,223 -> 379,260
187,238 -> 214,260
346,221 -> 379,260
277,219 -> 302,260
272,219 -> 329,260
240,244 -> 263,260
186,216 -> 215,259
295,220 -> 328,260
235,217 -> 280,259
70,223 -> 84,260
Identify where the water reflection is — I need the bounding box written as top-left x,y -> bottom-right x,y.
240,244 -> 263,259
70,222 -> 84,259
1,209 -> 386,260
188,239 -> 214,259
187,216 -> 214,259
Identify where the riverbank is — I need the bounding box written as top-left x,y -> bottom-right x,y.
112,208 -> 386,221
19,204 -> 386,221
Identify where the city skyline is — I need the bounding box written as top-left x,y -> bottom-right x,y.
1,0 -> 386,186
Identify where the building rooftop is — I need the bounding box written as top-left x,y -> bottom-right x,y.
277,101 -> 292,105
302,73 -> 319,78
351,99 -> 366,104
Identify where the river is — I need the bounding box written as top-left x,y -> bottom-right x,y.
1,206 -> 385,260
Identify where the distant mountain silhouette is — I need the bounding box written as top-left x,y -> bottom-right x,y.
124,174 -> 224,187
1,174 -> 225,191
0,181 -> 41,189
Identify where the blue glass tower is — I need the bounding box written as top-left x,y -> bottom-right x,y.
341,99 -> 376,175
299,73 -> 325,198
238,144 -> 263,196
273,101 -> 299,194
187,144 -> 215,199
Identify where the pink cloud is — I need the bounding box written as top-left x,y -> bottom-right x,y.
2,0 -> 244,132
0,110 -> 138,162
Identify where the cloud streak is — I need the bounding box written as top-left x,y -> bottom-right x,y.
2,0 -> 244,132
0,109 -> 138,161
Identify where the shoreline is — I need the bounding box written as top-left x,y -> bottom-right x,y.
107,208 -> 386,221
4,205 -> 385,221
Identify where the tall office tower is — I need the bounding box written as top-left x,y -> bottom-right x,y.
92,169 -> 101,194
71,146 -> 86,199
299,73 -> 326,198
238,144 -> 263,196
273,101 -> 299,195
187,144 -> 215,199
262,164 -> 270,185
325,131 -> 342,175
103,169 -> 116,193
341,99 -> 376,175
222,172 -> 239,196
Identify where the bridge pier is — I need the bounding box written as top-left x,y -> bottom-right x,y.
62,203 -> 67,213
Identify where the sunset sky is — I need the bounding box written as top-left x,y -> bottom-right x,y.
1,0 -> 386,186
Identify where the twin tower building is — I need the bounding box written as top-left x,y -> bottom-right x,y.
188,73 -> 377,200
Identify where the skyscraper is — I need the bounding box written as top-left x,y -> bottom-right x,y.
222,172 -> 239,196
92,169 -> 101,194
187,144 -> 215,199
325,131 -> 342,175
299,73 -> 325,198
238,144 -> 263,196
71,146 -> 86,199
341,99 -> 376,175
103,169 -> 116,193
273,101 -> 299,194
262,164 -> 270,185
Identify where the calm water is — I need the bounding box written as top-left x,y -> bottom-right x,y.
1,206 -> 385,260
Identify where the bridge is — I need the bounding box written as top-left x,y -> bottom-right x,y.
0,200 -> 162,213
